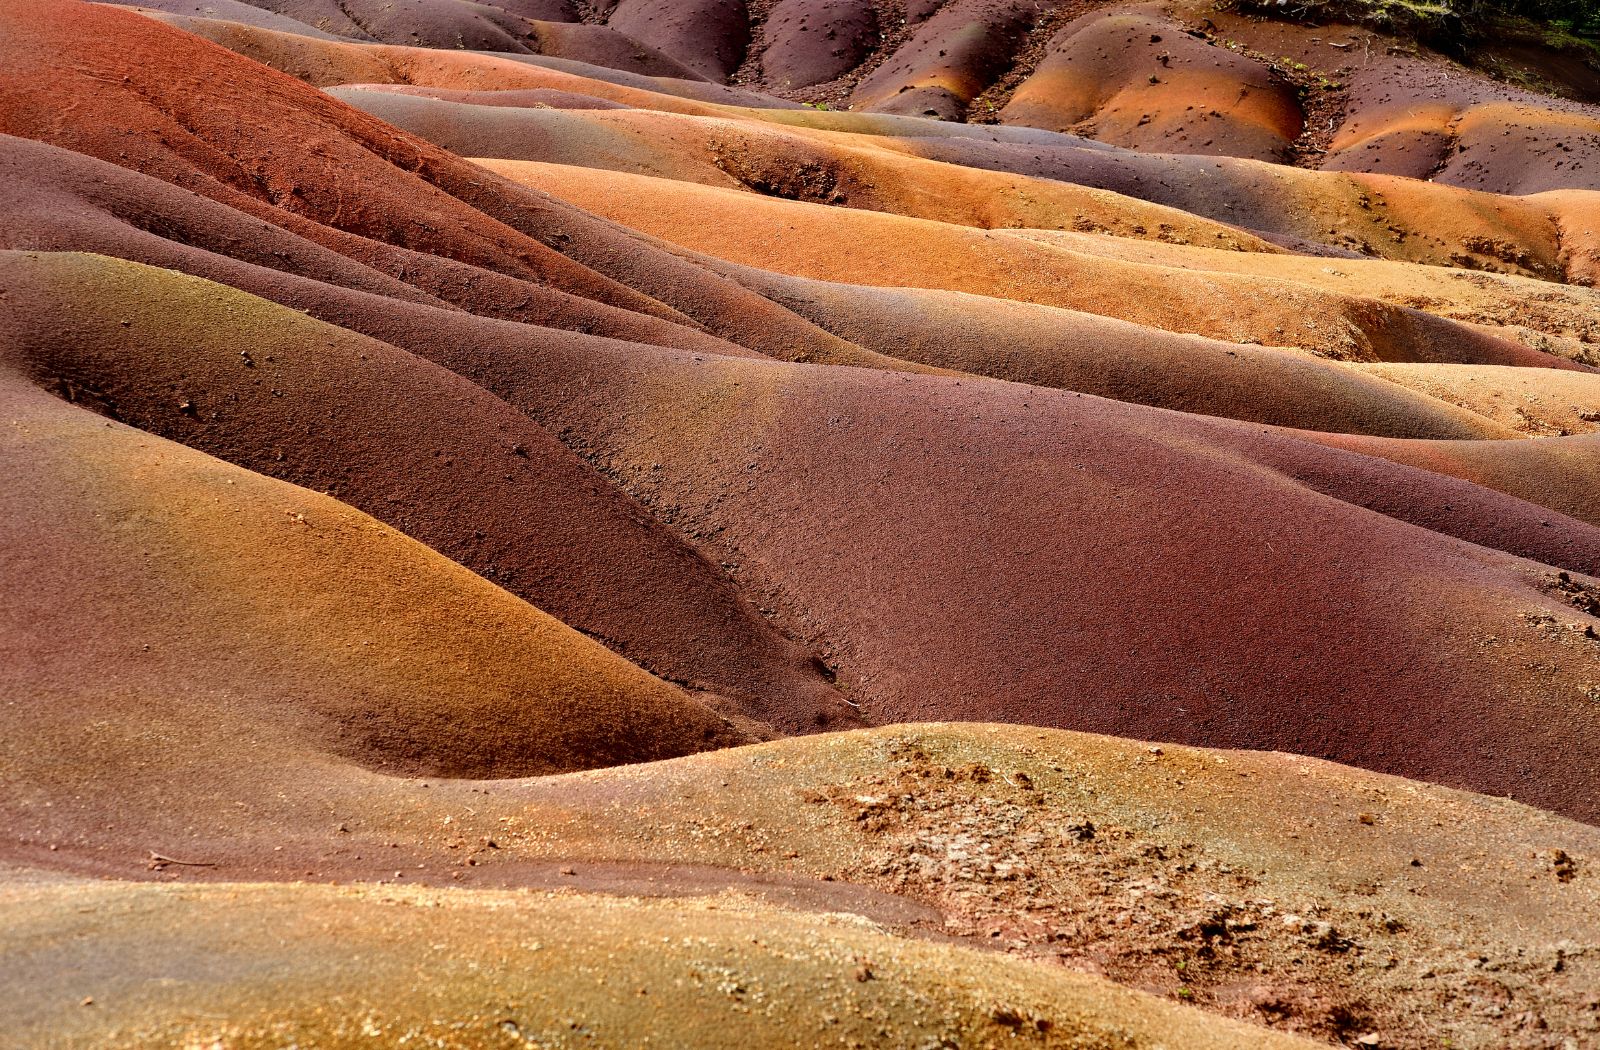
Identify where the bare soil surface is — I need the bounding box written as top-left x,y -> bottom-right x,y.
7,1 -> 1600,1046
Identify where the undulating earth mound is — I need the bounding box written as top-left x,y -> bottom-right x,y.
2,0 -> 1598,1046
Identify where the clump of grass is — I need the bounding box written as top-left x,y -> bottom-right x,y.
1235,0 -> 1598,41
1231,0 -> 1459,46
1227,0 -> 1599,96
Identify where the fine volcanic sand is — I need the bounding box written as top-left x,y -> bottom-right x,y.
0,371 -> 750,780
6,1 -> 1600,1047
11,248 -> 1600,823
3,725 -> 1596,1049
0,250 -> 856,738
1,877 -> 1319,1050
480,159 -> 1595,365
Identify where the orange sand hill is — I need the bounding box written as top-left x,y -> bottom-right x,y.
0,370 -> 750,779
1,0 -> 1598,815
5,1 -> 1600,1047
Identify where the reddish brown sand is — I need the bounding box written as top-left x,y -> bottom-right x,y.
113,0 -> 1600,207
1318,49 -> 1600,195
1001,8 -> 1302,161
2,724 -> 1596,1048
99,0 -> 345,37
3,0 -> 1599,817
483,160 -> 1593,366
712,261 -> 1524,438
749,0 -> 878,91
847,0 -> 1052,120
7,240 -> 1600,821
165,5 -> 1600,282
6,1 -> 1600,1046
604,0 -> 751,81
0,371 -> 752,779
0,251 -> 856,737
144,0 -> 618,61
326,85 -> 1285,249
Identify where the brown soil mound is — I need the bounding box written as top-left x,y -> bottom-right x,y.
604,0 -> 751,81
1301,430 -> 1600,531
1001,227 -> 1600,356
870,132 -> 1598,281
330,86 -> 1280,249
173,0 -> 625,61
122,0 -> 1600,204
0,132 -> 743,356
749,0 -> 878,91
170,3 -> 1600,286
719,262 -> 1521,438
1165,1 -> 1600,193
0,250 -> 856,735
161,12 -> 778,109
10,5 -> 1600,1045
488,160 -> 1588,366
1322,52 -> 1600,195
0,371 -> 749,780
500,339 -> 1600,822
0,878 -> 1317,1050
849,0 -> 1051,121
1002,8 -> 1302,161
6,4 -> 1599,827
520,19 -> 712,78
354,83 -> 635,109
1353,362 -> 1600,436
3,724 -> 1596,1049
0,3 -> 910,372
0,3 -> 682,320
96,0 -> 344,36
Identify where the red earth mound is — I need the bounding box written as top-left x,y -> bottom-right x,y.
719,263 -> 1522,438
7,3 -> 1600,825
329,86 -> 1284,251
351,84 -> 637,110
1000,8 -> 1302,161
1301,430 -> 1600,532
747,0 -> 878,91
478,326 -> 1600,823
139,0 -> 1600,200
1351,362 -> 1600,437
512,20 -> 711,79
0,1 -> 914,372
850,0 -> 1052,120
0,249 -> 857,736
1324,62 -> 1600,195
98,0 -> 344,36
0,4 -> 690,319
866,132 -> 1596,280
7,167 -> 1600,821
157,12 -> 783,109
10,4 -> 1600,1046
490,160 -> 1584,367
0,133 -> 754,361
164,3 -> 1600,287
603,0 -> 751,81
172,0 -> 595,55
0,368 -> 751,781
104,0 -> 1600,202
1166,1 -> 1600,193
